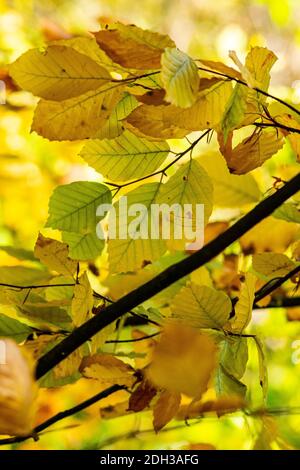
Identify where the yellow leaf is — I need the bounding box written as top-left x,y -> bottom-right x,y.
252,252 -> 296,278
0,339 -> 37,436
80,354 -> 135,387
197,151 -> 261,207
219,129 -> 284,174
153,390 -> 181,432
34,233 -> 77,277
108,183 -> 166,273
230,273 -> 256,333
157,159 -> 213,250
10,45 -> 111,101
71,272 -> 93,327
147,323 -> 217,398
245,47 -> 277,93
32,85 -> 124,141
171,283 -> 232,329
161,48 -> 200,108
53,347 -> 83,379
80,130 -> 169,182
94,23 -> 174,70
240,217 -> 298,253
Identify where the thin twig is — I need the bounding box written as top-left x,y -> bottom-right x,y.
0,384 -> 126,446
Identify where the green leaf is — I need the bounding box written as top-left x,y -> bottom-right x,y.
0,266 -> 51,286
171,283 -> 232,329
216,365 -> 247,398
62,231 -> 104,260
80,130 -> 169,182
0,246 -> 36,261
220,336 -> 248,379
161,48 -> 200,108
108,182 -> 166,273
158,159 -> 213,222
46,181 -> 112,232
254,336 -> 268,402
273,203 -> 300,224
221,83 -> 247,142
0,314 -> 32,342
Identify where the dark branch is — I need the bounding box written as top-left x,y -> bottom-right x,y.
35,172 -> 300,380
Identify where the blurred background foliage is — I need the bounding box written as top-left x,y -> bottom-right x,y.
0,0 -> 300,450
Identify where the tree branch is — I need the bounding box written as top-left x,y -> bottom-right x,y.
0,384 -> 125,446
35,172 -> 300,380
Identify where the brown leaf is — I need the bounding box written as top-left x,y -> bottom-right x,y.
128,379 -> 157,412
94,23 -> 174,70
153,390 -> 181,432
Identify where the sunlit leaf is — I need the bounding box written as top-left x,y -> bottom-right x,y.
34,233 -> 77,277
161,48 -> 200,108
171,283 -> 232,329
46,181 -> 111,232
10,45 -> 111,100
80,130 -> 169,182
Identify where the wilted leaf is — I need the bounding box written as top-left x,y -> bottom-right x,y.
94,23 -> 174,70
128,379 -> 157,412
219,129 -> 284,174
153,390 -> 181,432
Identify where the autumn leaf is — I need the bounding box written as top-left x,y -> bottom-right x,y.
80,354 -> 135,388
71,272 -> 93,326
94,23 -> 175,70
252,252 -> 296,278
10,45 -> 111,101
153,390 -> 181,432
161,48 -> 200,108
0,339 -> 37,436
34,233 -> 77,277
147,323 -> 217,398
